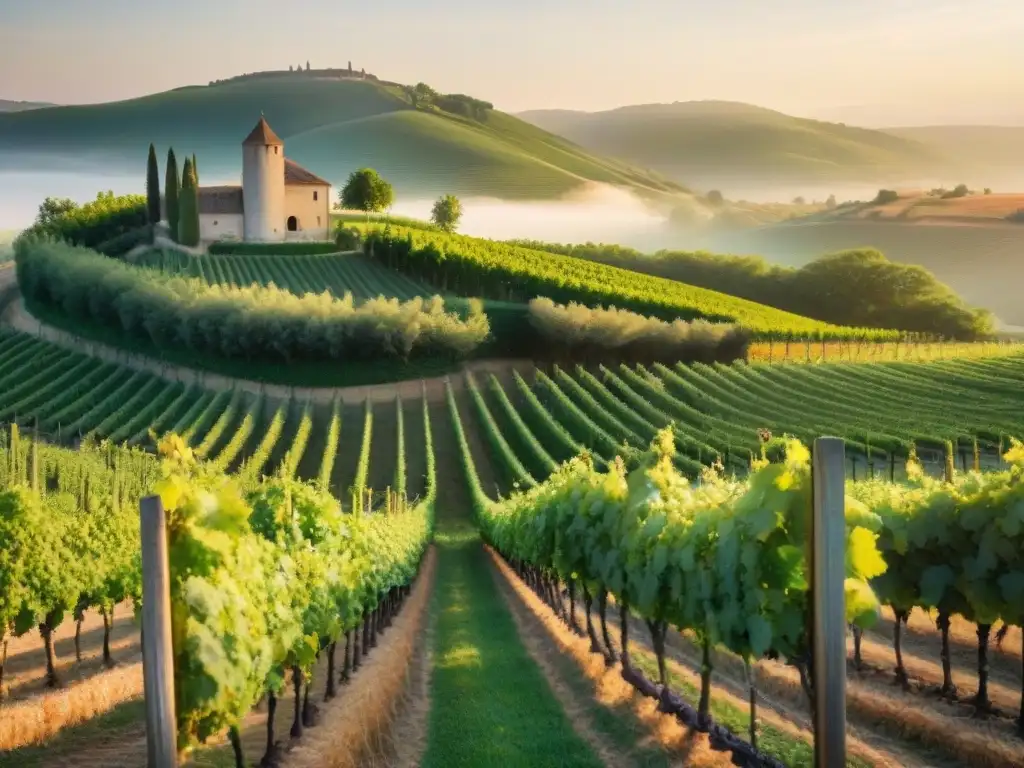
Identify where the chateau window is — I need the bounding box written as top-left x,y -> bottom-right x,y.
313,190 -> 318,201
317,216 -> 321,226
274,146 -> 279,155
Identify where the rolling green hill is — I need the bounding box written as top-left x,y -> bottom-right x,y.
0,99 -> 55,113
0,76 -> 684,201
518,101 -> 943,187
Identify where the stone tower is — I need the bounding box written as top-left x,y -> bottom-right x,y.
241,116 -> 285,242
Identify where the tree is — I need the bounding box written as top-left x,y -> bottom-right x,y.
705,190 -> 724,207
942,183 -> 970,199
35,197 -> 78,227
165,148 -> 180,241
431,194 -> 463,233
339,169 -> 394,215
146,144 -> 161,225
792,196 -> 806,205
178,158 -> 200,246
826,194 -> 837,210
192,153 -> 199,185
306,60 -> 310,71
348,61 -> 352,73
873,189 -> 899,205
289,65 -> 294,72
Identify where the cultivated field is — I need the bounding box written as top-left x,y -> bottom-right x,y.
2,309 -> 1024,766
4,203 -> 1024,768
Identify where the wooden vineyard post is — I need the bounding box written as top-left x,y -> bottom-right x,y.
140,495 -> 177,767
810,437 -> 846,768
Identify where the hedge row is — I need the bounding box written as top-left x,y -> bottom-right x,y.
207,240 -> 340,256
15,238 -> 489,364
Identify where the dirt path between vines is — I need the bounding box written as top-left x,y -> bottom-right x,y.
0,291 -> 532,406
488,547 -> 726,768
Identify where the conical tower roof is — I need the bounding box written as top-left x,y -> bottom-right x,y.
242,116 -> 283,146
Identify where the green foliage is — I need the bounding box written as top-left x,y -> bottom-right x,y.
20,192 -> 147,250
339,168 -> 394,214
177,158 -> 200,247
165,148 -> 180,240
15,238 -> 490,364
509,239 -> 993,341
363,226 -> 897,341
334,223 -> 362,251
146,144 -> 161,225
705,190 -> 724,206
430,194 -> 463,233
464,417 -> 885,662
873,189 -> 900,205
206,240 -> 337,255
94,225 -> 154,258
402,81 -> 492,121
147,425 -> 434,754
527,297 -> 749,363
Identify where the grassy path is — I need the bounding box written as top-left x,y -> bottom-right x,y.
420,402 -> 606,768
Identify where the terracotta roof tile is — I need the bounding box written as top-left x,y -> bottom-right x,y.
242,117 -> 283,146
284,158 -> 330,186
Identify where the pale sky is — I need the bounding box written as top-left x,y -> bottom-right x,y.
2,0 -> 1022,124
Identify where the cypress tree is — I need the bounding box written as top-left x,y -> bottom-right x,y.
192,153 -> 199,185
178,158 -> 200,247
165,148 -> 180,241
146,144 -> 161,224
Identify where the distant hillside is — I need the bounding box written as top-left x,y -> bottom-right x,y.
0,75 -> 684,202
517,101 -> 943,188
881,126 -> 1024,183
0,99 -> 55,113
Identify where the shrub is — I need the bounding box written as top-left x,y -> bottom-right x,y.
941,183 -> 970,199
16,238 -> 490,364
1007,209 -> 1024,223
334,225 -> 361,251
872,189 -> 899,205
430,194 -> 463,233
208,240 -> 339,255
20,192 -> 147,250
527,297 -> 748,364
95,225 -> 155,257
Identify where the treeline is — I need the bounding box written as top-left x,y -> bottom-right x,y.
363,227 -> 899,341
401,82 -> 493,122
19,192 -> 148,250
506,239 -> 993,341
15,239 -> 490,364
527,297 -> 748,364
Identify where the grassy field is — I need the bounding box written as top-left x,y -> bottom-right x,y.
517,100 -> 942,187
0,76 -> 683,202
